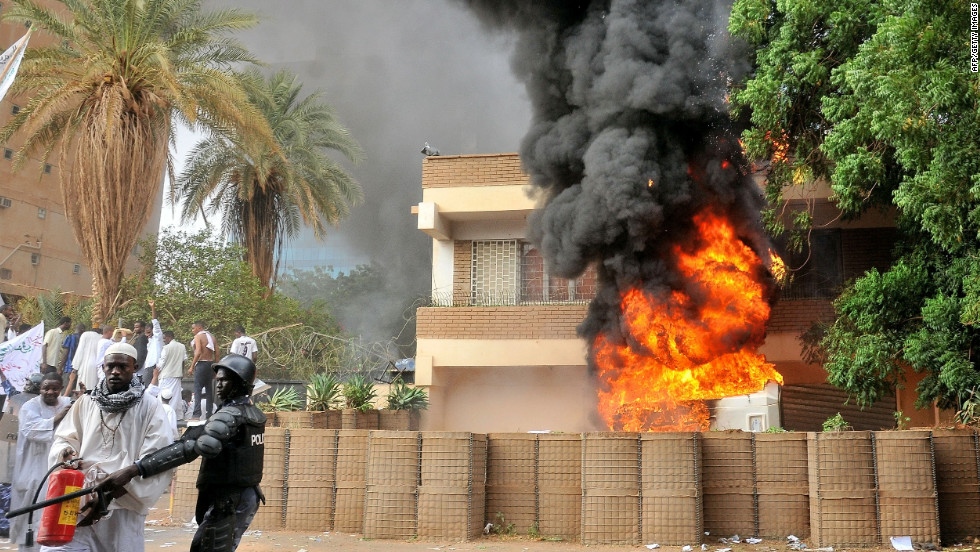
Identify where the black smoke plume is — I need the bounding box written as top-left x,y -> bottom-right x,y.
457,0 -> 771,349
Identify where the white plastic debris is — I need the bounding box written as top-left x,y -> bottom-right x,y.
702,544 -> 708,550
890,537 -> 914,551
484,522 -> 493,534
718,548 -> 732,552
788,535 -> 800,542
683,545 -> 693,551
645,545 -> 660,550
747,537 -> 763,544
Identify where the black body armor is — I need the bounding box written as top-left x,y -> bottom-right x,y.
197,402 -> 266,489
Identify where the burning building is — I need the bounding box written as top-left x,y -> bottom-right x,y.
411,1 -> 907,433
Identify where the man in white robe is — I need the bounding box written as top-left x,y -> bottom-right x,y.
10,373 -> 71,551
65,329 -> 100,397
42,343 -> 172,552
156,331 -> 187,419
141,301 -> 163,386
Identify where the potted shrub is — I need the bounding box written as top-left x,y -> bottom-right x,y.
380,380 -> 428,430
258,386 -> 308,428
306,372 -> 342,429
341,373 -> 379,429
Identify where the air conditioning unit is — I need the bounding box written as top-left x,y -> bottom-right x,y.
30,253 -> 40,266
0,197 -> 11,208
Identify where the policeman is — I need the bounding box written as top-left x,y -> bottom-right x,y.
96,354 -> 266,552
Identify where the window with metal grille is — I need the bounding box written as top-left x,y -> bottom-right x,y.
470,240 -> 519,305
37,207 -> 46,219
779,229 -> 843,299
0,269 -> 10,280
521,243 -> 597,304
10,104 -> 19,115
3,149 -> 11,160
72,263 -> 80,274
44,163 -> 52,174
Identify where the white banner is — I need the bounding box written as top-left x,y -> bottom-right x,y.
0,29 -> 32,105
0,321 -> 44,393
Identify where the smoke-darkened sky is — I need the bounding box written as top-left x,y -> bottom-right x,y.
194,0 -> 531,296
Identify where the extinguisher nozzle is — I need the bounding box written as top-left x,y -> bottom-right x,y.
25,528 -> 33,547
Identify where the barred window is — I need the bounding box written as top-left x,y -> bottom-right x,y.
470,240 -> 519,305
469,240 -> 597,305
521,244 -> 597,304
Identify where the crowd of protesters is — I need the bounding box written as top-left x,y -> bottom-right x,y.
0,295 -> 266,552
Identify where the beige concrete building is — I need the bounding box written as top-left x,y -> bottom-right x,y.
0,11 -> 161,302
414,153 -> 941,432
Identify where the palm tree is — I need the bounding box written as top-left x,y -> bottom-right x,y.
176,69 -> 364,292
0,0 -> 272,325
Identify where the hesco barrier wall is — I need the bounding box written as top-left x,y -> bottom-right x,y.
170,429 -> 974,546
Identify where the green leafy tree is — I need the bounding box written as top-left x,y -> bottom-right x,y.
118,228 -> 340,352
175,69 -> 364,292
731,0 -> 980,408
0,0 -> 271,325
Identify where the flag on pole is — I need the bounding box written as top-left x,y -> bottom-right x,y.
0,28 -> 32,104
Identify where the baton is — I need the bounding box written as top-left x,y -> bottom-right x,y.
5,485 -> 98,519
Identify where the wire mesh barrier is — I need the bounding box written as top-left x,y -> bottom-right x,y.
808,431 -> 879,547
249,427 -> 288,530
755,432 -> 809,538
417,432 -> 487,540
537,433 -> 582,540
332,429 -> 369,533
486,433 -> 537,533
874,431 -> 940,545
285,429 -> 338,531
932,429 -> 980,543
363,431 -> 421,539
167,429 -> 978,547
701,432 -> 756,538
271,411 -> 314,429
581,432 -> 640,545
342,409 -> 380,430
310,410 -> 342,429
378,410 -> 421,431
170,457 -> 202,523
640,432 -> 702,545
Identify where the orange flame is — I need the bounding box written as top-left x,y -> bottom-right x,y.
594,210 -> 783,431
767,130 -> 789,164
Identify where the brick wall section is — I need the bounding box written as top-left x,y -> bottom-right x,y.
417,305 -> 587,339
842,227 -> 896,280
453,240 -> 472,306
422,153 -> 530,188
767,298 -> 835,335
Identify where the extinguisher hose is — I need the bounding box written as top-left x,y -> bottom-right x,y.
13,459 -> 85,547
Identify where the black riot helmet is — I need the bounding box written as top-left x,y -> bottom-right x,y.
213,353 -> 256,392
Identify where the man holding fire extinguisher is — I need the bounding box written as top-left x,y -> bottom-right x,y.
97,353 -> 266,552
41,342 -> 173,552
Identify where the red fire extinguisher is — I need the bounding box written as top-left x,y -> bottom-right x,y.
36,467 -> 85,546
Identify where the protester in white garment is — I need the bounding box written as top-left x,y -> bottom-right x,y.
10,372 -> 71,551
229,326 -> 258,361
140,300 -> 163,385
158,388 -> 178,440
42,342 -> 173,552
156,330 -> 187,419
71,330 -> 102,396
94,327 -> 114,370
0,300 -> 13,343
